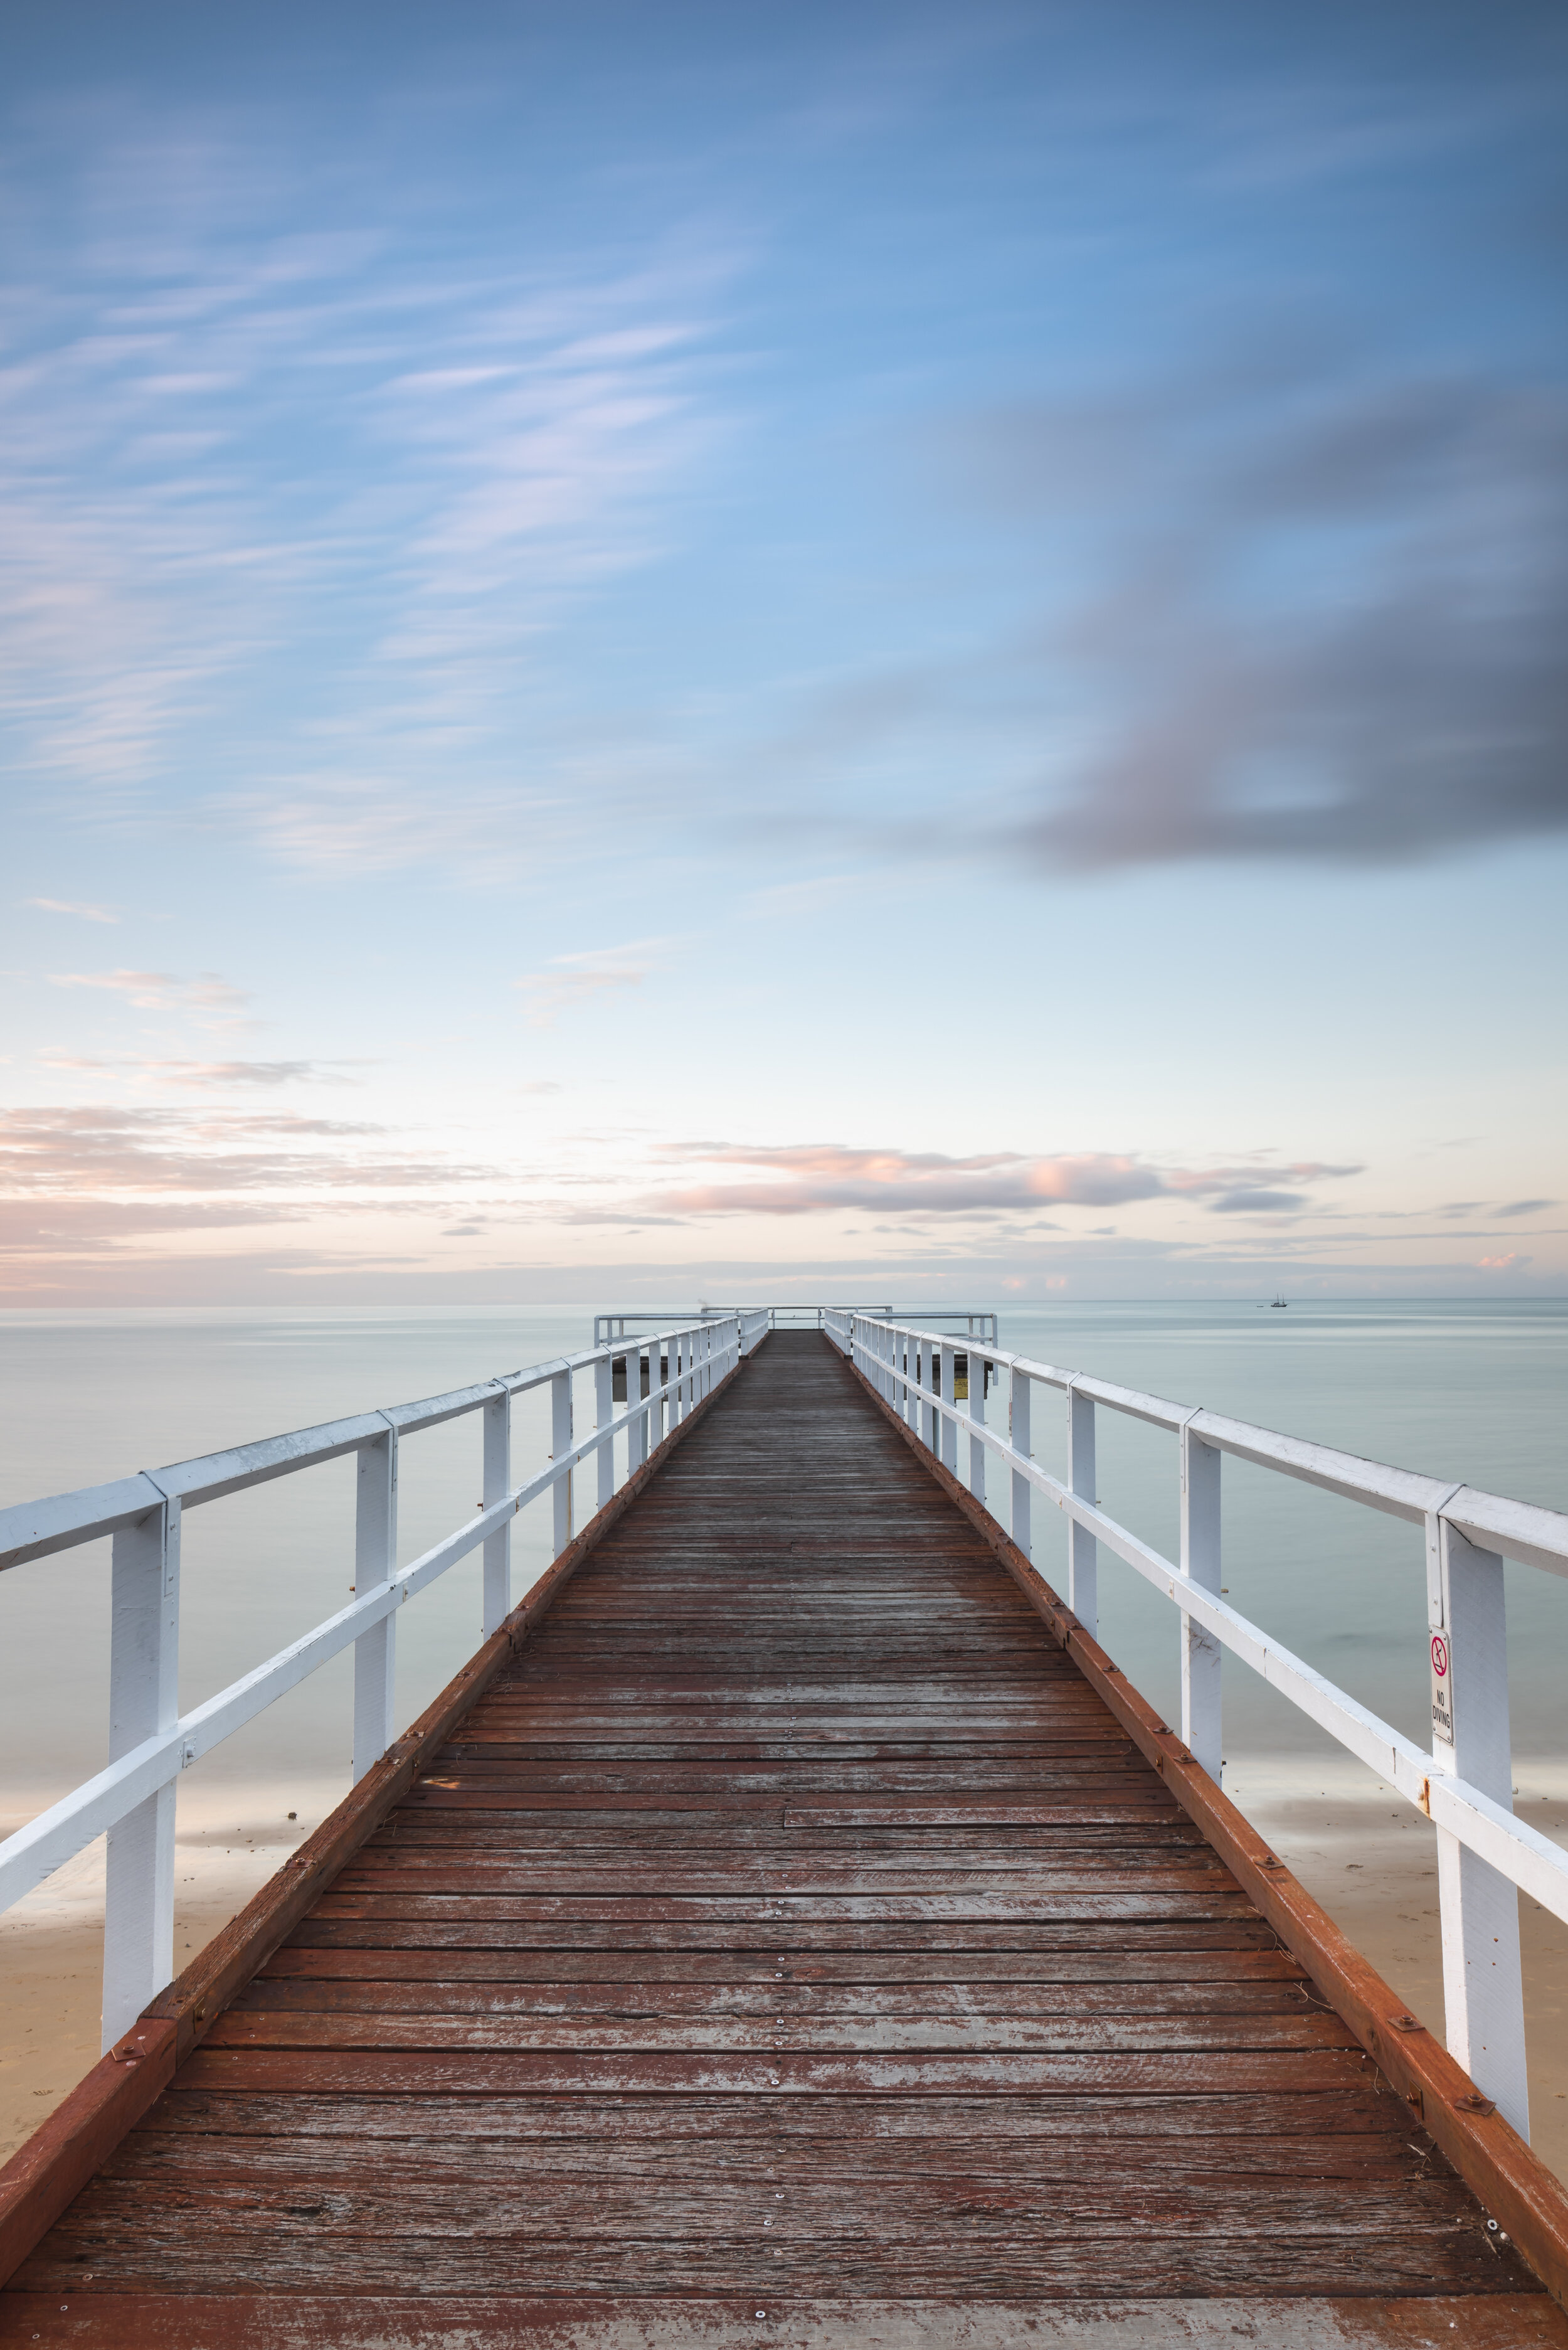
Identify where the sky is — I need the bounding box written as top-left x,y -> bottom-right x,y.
2,0 -> 1565,1307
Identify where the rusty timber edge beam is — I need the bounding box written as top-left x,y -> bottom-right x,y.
0,1339 -> 761,2290
841,1343 -> 1568,2312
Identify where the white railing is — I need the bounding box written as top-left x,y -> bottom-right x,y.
826,1309 -> 1568,2144
595,1304 -> 998,1342
0,1311 -> 769,2050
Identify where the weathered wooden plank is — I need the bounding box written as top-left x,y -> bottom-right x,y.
44,2170 -> 1488,2248
232,1978 -> 1323,2016
172,2046 -> 1379,2094
199,2012 -> 1359,2056
127,2086 -> 1433,2142
257,1947 -> 1311,1984
9,2228 -> 1530,2299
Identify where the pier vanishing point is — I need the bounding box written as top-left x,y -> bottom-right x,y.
3,1311 -> 1568,2346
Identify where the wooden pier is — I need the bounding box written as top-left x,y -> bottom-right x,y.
3,1332 -> 1566,2345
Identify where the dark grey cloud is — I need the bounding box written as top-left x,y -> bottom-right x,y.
962,358 -> 1568,870
1207,1188 -> 1306,1215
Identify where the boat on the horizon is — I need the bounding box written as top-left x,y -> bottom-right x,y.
1270,1292 -> 1288,1308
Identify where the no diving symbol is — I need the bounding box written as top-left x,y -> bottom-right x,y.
1431,1633 -> 1449,1680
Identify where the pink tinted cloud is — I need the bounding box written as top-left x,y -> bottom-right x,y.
47,969 -> 250,1013
0,1103 -> 489,1196
642,1141 -> 1362,1219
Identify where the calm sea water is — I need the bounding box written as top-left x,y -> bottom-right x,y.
1,1300 -> 1565,1832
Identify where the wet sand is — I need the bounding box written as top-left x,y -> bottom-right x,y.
1,1787 -> 321,2167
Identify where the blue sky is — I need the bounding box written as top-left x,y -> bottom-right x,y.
3,1 -> 1565,1304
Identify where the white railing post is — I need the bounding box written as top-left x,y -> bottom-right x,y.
939,1342 -> 958,1473
967,1349 -> 986,1506
102,1487 -> 180,2049
630,1350 -> 647,1472
1431,1513 -> 1529,2135
552,1368 -> 574,1556
352,1419 -> 398,1784
919,1339 -> 935,1451
594,1353 -> 615,1506
482,1384 -> 511,1638
1179,1417 -> 1222,1781
1010,1364 -> 1032,1561
1067,1382 -> 1097,1638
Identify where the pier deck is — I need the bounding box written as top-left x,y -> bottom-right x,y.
3,1332 -> 1564,2344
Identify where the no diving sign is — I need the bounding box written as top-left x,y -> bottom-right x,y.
1430,1630 -> 1455,1748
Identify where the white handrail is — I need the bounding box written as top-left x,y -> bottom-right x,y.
826,1308 -> 1568,2146
0,1311 -> 765,2048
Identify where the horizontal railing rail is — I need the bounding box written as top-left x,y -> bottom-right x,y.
595,1304 -> 998,1343
825,1308 -> 1568,2145
0,1309 -> 771,2049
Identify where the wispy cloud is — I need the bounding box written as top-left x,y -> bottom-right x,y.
514,938 -> 671,1028
516,969 -> 644,1029
632,1140 -> 1362,1220
0,101 -> 729,835
46,969 -> 248,1014
26,897 -> 117,923
0,1103 -> 489,1197
38,1054 -> 347,1090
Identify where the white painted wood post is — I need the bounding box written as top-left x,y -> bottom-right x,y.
481,1384 -> 511,1639
629,1351 -> 647,1474
1067,1384 -> 1097,1639
967,1350 -> 986,1506
939,1343 -> 958,1473
919,1340 -> 935,1451
595,1354 -> 615,1506
102,1486 -> 180,2050
1179,1417 -> 1222,1782
551,1368 -> 573,1557
1010,1365 -> 1032,1561
1431,1513 -> 1529,2136
352,1420 -> 398,1785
